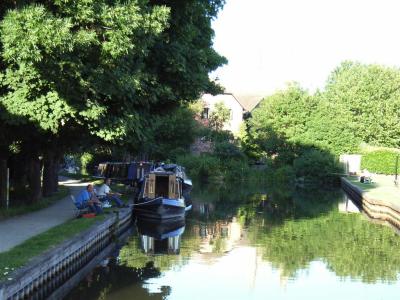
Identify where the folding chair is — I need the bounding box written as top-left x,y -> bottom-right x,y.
71,195 -> 89,217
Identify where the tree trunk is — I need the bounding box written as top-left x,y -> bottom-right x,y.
43,151 -> 56,197
0,158 -> 7,208
28,155 -> 42,204
10,156 -> 29,205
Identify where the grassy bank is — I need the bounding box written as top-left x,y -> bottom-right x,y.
0,216 -> 104,281
0,186 -> 70,220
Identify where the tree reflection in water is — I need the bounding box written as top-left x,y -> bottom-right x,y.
67,181 -> 400,299
66,259 -> 168,300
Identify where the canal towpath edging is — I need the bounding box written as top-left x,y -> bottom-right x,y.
0,177 -> 88,253
341,176 -> 400,233
0,207 -> 133,300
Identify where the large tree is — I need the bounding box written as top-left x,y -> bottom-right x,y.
0,0 -> 226,205
324,61 -> 400,148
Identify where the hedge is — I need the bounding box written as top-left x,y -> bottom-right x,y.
361,149 -> 400,175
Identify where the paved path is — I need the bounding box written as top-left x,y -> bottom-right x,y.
348,174 -> 400,207
0,177 -> 88,253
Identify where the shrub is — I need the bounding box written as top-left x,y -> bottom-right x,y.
274,165 -> 296,185
293,149 -> 341,184
80,152 -> 94,175
213,141 -> 244,161
176,154 -> 221,181
361,149 -> 400,175
221,159 -> 251,182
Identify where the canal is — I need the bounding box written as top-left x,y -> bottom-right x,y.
66,182 -> 400,299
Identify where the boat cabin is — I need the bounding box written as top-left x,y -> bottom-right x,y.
143,172 -> 182,200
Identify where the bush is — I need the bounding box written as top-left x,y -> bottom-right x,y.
222,159 -> 251,182
274,165 -> 296,185
176,154 -> 222,181
293,149 -> 341,184
80,152 -> 94,175
361,149 -> 400,174
213,141 -> 244,161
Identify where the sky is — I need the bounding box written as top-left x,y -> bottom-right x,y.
211,0 -> 400,95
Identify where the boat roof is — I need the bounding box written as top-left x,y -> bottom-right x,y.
148,171 -> 175,176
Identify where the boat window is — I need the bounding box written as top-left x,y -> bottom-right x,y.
155,175 -> 169,198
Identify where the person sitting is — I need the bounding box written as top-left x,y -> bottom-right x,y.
75,184 -> 103,215
97,178 -> 126,207
360,169 -> 372,183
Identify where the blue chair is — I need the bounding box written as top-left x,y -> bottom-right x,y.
71,195 -> 89,217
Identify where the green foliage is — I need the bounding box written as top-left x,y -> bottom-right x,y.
213,141 -> 244,161
221,159 -> 251,182
209,101 -> 230,131
301,96 -> 361,155
144,105 -> 198,160
0,0 -> 226,146
246,83 -> 316,155
361,149 -> 400,175
252,211 -> 400,282
0,0 -> 227,206
273,165 -> 296,185
245,62 -> 400,176
80,152 -> 94,175
176,154 -> 222,180
293,149 -> 342,183
324,61 -> 400,148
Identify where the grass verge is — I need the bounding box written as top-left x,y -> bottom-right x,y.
0,186 -> 70,220
0,215 -> 105,281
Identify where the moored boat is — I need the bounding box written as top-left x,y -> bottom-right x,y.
134,164 -> 192,219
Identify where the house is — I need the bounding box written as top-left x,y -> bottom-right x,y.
200,93 -> 263,134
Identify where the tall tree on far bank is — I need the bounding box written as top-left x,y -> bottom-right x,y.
324,61 -> 400,148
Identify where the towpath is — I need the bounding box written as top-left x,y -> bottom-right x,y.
347,174 -> 400,207
0,177 -> 88,253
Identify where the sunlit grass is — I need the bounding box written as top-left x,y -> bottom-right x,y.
0,216 -> 105,281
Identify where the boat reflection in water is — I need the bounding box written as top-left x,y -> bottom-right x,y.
338,193 -> 360,213
136,218 -> 185,255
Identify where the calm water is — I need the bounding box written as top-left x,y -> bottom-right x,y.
67,183 -> 400,300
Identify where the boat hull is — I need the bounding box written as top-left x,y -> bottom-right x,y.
134,198 -> 189,220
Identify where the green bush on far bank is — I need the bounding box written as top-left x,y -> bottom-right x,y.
293,149 -> 342,184
177,154 -> 222,180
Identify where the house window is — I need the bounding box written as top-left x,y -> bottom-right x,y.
201,107 -> 209,119
229,109 -> 233,120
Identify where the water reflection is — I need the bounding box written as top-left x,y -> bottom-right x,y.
67,182 -> 400,300
338,193 -> 360,213
136,218 -> 185,255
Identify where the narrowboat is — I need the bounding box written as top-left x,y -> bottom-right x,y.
134,164 -> 192,219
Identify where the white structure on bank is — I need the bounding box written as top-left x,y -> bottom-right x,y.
201,93 -> 262,135
201,93 -> 244,134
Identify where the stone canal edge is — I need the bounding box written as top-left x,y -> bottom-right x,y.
0,208 -> 133,300
341,177 -> 400,233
